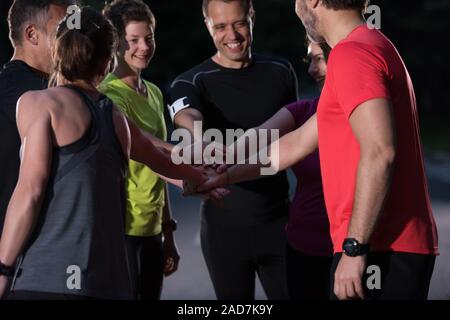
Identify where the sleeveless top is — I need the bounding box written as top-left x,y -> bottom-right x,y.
12,85 -> 133,299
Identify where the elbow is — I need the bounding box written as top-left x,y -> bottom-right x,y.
362,143 -> 396,169
380,143 -> 396,167
17,179 -> 48,207
384,145 -> 396,167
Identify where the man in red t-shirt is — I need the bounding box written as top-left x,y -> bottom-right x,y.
292,0 -> 438,300
200,0 -> 438,300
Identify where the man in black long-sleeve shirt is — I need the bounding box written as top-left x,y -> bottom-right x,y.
0,0 -> 75,231
168,0 -> 299,299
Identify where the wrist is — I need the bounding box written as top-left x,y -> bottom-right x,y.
162,218 -> 177,234
192,166 -> 207,185
0,260 -> 15,278
342,238 -> 370,257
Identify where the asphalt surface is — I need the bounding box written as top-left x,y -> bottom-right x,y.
161,156 -> 450,300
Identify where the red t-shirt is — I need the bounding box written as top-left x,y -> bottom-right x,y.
317,24 -> 438,255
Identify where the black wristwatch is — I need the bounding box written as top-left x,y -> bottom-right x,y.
342,238 -> 370,257
162,218 -> 177,233
0,261 -> 15,278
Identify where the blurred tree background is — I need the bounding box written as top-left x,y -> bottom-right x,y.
1,0 -> 449,151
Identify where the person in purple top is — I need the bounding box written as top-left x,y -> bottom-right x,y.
236,39 -> 332,299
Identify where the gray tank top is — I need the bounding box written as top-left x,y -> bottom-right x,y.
12,85 -> 133,299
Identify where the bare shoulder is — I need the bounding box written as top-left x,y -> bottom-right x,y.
16,89 -> 64,137
17,87 -> 65,114
17,90 -> 54,120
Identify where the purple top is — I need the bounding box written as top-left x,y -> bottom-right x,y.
285,98 -> 333,257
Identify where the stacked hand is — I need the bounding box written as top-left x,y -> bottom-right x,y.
183,165 -> 230,204
180,140 -> 235,203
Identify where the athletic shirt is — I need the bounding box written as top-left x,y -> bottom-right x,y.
12,85 -> 133,299
0,60 -> 48,231
318,24 -> 439,254
168,55 -> 298,226
284,98 -> 333,257
98,74 -> 167,237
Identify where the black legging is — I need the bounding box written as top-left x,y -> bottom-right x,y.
200,217 -> 288,300
125,234 -> 164,300
285,243 -> 332,300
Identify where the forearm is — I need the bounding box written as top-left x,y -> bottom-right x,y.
226,109 -> 295,165
156,174 -> 183,189
132,146 -> 206,185
161,187 -> 175,241
0,189 -> 44,266
143,132 -> 173,153
125,116 -> 173,153
174,110 -> 203,143
276,129 -> 317,171
231,128 -> 277,165
228,119 -> 318,184
162,186 -> 174,223
347,150 -> 395,243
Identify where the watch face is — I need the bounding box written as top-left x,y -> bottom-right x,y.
343,239 -> 359,257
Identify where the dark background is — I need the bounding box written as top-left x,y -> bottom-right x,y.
1,0 -> 449,151
1,1 -> 450,300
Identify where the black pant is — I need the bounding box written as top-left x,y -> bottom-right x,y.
200,218 -> 288,300
285,243 -> 332,300
125,234 -> 164,300
330,252 -> 436,300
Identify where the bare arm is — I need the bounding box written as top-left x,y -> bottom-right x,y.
173,108 -> 204,138
198,114 -> 318,191
161,185 -> 180,276
231,108 -> 297,163
333,98 -> 396,301
124,116 -> 183,188
125,116 -> 173,153
112,106 -> 207,185
228,113 -> 318,184
347,98 -> 396,243
0,93 -> 53,268
156,174 -> 183,189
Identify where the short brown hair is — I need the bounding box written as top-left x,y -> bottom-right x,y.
8,0 -> 77,46
202,0 -> 255,18
103,0 -> 155,39
321,0 -> 369,11
51,6 -> 117,84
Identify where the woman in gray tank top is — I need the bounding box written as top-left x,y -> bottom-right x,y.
0,6 -> 227,300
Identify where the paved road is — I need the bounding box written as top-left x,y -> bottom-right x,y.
161,157 -> 450,300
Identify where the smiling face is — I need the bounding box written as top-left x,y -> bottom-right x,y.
117,21 -> 155,72
205,0 -> 254,68
307,42 -> 327,90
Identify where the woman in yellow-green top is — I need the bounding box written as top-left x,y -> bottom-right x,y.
100,0 -> 179,300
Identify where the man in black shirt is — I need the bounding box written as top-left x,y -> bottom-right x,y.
168,0 -> 298,299
0,0 -> 75,231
